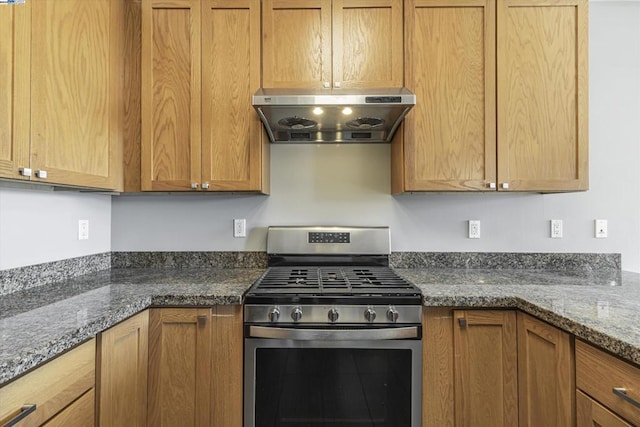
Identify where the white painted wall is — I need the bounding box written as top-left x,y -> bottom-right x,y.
0,2 -> 637,272
0,187 -> 111,269
111,1 -> 640,272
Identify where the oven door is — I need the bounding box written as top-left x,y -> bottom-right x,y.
244,326 -> 422,427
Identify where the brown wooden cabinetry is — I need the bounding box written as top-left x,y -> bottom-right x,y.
423,309 -> 575,427
141,0 -> 267,192
262,0 -> 403,89
0,0 -> 123,190
0,339 -> 95,427
453,309 -> 518,427
97,311 -> 149,427
147,306 -> 243,427
576,340 -> 640,426
396,0 -> 588,193
517,312 -> 574,427
0,4 -> 30,181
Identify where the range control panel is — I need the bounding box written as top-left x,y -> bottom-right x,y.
308,232 -> 350,244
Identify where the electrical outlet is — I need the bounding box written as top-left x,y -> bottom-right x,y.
595,219 -> 608,238
233,219 -> 247,238
550,219 -> 563,239
468,220 -> 480,239
78,220 -> 89,240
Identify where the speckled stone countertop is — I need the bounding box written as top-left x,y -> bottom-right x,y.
396,268 -> 640,366
2,265 -> 640,387
0,268 -> 265,386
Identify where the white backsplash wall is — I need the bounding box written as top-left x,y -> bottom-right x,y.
111,1 -> 640,272
0,188 -> 112,270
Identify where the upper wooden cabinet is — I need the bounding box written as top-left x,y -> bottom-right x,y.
0,4 -> 30,181
0,0 -> 123,190
395,0 -> 588,193
262,0 -> 403,89
141,0 -> 267,192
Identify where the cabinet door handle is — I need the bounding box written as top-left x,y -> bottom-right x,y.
191,183 -> 199,189
201,183 -> 209,190
35,170 -> 48,179
334,81 -> 341,88
18,167 -> 32,177
323,82 -> 330,89
2,404 -> 36,427
458,318 -> 467,327
488,182 -> 496,189
198,315 -> 207,326
613,387 -> 640,409
501,182 -> 509,190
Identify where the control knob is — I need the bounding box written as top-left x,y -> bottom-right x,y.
291,307 -> 303,322
364,307 -> 377,323
268,307 -> 280,323
328,308 -> 339,323
386,307 -> 399,323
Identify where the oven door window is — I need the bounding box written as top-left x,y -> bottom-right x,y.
254,347 -> 413,426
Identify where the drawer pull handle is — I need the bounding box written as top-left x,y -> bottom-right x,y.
4,404 -> 36,427
613,387 -> 640,409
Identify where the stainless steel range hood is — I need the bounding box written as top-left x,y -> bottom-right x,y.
252,87 -> 415,143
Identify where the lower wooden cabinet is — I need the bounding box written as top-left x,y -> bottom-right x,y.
0,339 -> 95,427
423,308 -> 574,427
576,339 -> 640,426
518,312 -> 575,427
577,390 -> 632,427
97,310 -> 149,427
147,306 -> 243,427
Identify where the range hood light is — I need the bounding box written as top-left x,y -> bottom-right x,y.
252,87 -> 416,143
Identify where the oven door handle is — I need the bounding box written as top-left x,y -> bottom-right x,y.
248,325 -> 419,340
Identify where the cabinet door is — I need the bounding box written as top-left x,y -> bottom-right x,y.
517,312 -> 574,427
332,0 -> 403,89
0,3 -> 30,180
454,310 -> 517,427
30,0 -> 123,190
262,0 -> 332,88
576,390 -> 632,427
148,308 -> 212,427
211,305 -> 243,427
201,0 -> 267,192
497,0 -> 588,191
141,0 -> 201,191
98,311 -> 149,427
398,0 -> 496,192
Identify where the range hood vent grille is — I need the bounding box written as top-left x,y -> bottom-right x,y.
252,87 -> 415,144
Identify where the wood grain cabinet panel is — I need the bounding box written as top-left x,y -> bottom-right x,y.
577,390 -> 633,427
29,0 -> 123,190
517,312 -> 574,427
262,0 -> 402,89
396,0 -> 588,193
147,307 -> 243,427
0,4 -> 30,181
97,311 -> 149,427
576,339 -> 640,426
397,0 -> 495,192
147,308 -> 212,427
497,0 -> 588,191
140,0 -> 267,192
0,339 -> 95,427
453,310 -> 518,427
41,389 -> 95,427
141,0 -> 201,191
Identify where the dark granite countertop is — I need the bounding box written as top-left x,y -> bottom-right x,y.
0,268 -> 265,386
1,266 -> 639,387
397,268 -> 640,366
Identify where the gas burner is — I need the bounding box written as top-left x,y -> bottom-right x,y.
346,117 -> 384,130
278,116 -> 317,130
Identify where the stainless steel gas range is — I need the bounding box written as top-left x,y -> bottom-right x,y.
244,226 -> 422,427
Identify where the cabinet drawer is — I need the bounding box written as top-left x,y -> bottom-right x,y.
41,389 -> 95,427
576,340 -> 640,426
0,339 -> 95,427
